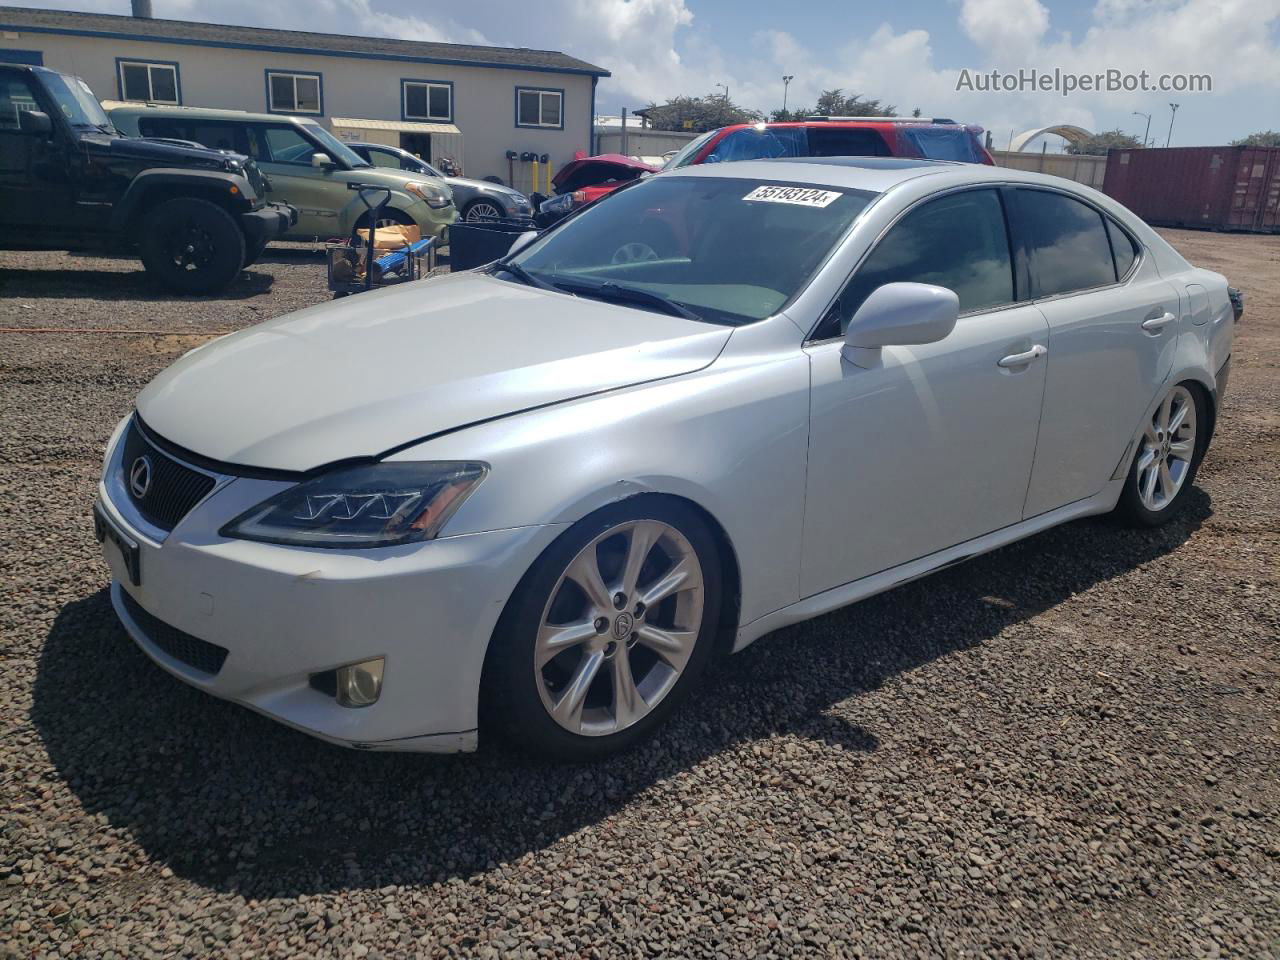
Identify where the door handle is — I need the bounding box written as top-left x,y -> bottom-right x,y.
997,344 -> 1047,368
1141,311 -> 1176,332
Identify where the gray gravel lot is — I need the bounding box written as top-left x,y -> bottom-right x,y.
1,233 -> 1278,958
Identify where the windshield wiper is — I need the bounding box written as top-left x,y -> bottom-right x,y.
493,260 -> 560,292
550,278 -> 701,321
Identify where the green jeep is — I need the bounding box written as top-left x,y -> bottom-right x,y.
109,106 -> 456,241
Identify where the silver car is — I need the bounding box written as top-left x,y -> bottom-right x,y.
348,142 -> 532,222
94,159 -> 1234,761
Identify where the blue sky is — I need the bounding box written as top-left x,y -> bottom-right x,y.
28,0 -> 1280,147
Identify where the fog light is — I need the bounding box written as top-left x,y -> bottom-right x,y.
335,657 -> 384,708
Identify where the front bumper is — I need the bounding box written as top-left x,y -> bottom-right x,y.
241,202 -> 298,245
94,433 -> 561,752
406,199 -> 457,239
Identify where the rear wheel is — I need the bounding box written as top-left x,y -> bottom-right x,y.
137,198 -> 245,294
1114,382 -> 1206,527
484,498 -> 722,760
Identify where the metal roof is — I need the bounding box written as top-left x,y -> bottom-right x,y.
331,117 -> 461,136
0,6 -> 611,77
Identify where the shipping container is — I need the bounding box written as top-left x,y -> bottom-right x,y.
1102,145 -> 1280,233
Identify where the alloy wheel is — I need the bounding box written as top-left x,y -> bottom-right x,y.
465,202 -> 504,221
534,519 -> 704,736
165,221 -> 215,272
1136,384 -> 1197,512
611,242 -> 659,264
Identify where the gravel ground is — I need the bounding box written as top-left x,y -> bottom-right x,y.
1,232 -> 1277,959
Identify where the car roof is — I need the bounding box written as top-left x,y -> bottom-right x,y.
662,156 -> 1111,195
107,104 -> 315,124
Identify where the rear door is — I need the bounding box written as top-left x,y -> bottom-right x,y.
1017,188 -> 1181,517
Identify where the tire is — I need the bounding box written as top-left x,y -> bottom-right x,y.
1113,381 -> 1208,527
483,497 -> 723,761
463,200 -> 506,222
353,207 -> 415,233
137,198 -> 246,295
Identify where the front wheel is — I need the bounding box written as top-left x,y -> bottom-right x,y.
137,198 -> 245,295
483,499 -> 723,761
1114,382 -> 1207,527
463,200 -> 506,222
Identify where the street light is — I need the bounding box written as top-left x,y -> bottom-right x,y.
1132,110 -> 1151,147
715,82 -> 729,101
1166,103 -> 1180,148
782,74 -> 794,113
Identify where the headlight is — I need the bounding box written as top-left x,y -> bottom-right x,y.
405,180 -> 452,209
539,193 -> 575,215
221,461 -> 487,548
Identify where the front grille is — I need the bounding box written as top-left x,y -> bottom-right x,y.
120,421 -> 216,532
121,591 -> 229,676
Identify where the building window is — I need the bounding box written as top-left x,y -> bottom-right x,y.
266,70 -> 322,115
402,80 -> 452,122
516,87 -> 563,129
117,59 -> 180,105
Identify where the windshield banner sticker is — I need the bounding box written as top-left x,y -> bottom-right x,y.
743,185 -> 842,208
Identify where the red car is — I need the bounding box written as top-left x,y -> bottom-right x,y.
662,117 -> 994,169
535,152 -> 658,225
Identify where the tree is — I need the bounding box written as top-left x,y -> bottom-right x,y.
811,88 -> 896,117
1231,130 -> 1280,147
640,94 -> 763,133
1067,129 -> 1144,155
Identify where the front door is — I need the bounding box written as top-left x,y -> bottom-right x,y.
1015,188 -> 1181,517
253,122 -> 343,238
0,70 -> 65,230
801,188 -> 1049,596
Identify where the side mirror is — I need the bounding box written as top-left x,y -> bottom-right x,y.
311,152 -> 332,169
19,110 -> 52,137
841,282 -> 959,368
506,230 -> 539,258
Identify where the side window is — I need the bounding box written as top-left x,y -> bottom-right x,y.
1018,189 -> 1117,297
259,125 -> 317,165
826,188 -> 1014,337
136,118 -> 249,154
1106,216 -> 1139,280
366,149 -> 401,170
0,74 -> 40,132
807,127 -> 891,158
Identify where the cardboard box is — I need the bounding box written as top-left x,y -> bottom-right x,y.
354,224 -> 421,250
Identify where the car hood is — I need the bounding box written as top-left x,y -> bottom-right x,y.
136,272 -> 731,472
551,154 -> 659,192
448,176 -> 526,200
88,132 -> 244,169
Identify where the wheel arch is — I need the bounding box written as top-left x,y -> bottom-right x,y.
113,169 -> 251,234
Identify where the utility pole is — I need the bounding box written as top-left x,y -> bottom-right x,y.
1166,103 -> 1180,148
782,74 -> 794,114
1132,110 -> 1151,147
715,82 -> 729,102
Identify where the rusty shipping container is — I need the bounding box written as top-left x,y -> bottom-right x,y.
1102,145 -> 1280,233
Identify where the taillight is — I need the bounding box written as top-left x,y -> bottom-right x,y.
572,190 -> 587,203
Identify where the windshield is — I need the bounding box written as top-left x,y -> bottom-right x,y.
704,127 -> 808,163
901,127 -> 985,163
301,123 -> 370,168
43,73 -> 111,129
661,129 -> 718,170
507,175 -> 875,326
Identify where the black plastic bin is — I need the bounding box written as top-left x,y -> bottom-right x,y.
448,217 -> 536,271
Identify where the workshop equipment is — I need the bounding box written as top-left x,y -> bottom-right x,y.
327,183 -> 435,296
449,216 -> 537,272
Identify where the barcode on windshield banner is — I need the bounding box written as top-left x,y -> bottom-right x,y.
743,185 -> 842,208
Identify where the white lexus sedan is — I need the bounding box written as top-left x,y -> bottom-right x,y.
95,158 -> 1236,760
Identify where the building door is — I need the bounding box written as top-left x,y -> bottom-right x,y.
400,133 -> 431,164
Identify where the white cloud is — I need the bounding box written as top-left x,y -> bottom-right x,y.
959,0 -> 1051,54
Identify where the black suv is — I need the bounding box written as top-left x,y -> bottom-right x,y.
0,64 -> 295,293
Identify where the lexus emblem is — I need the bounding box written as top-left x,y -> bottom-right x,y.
612,612 -> 634,640
129,455 -> 153,499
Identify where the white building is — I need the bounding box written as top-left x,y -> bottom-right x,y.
0,5 -> 609,189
